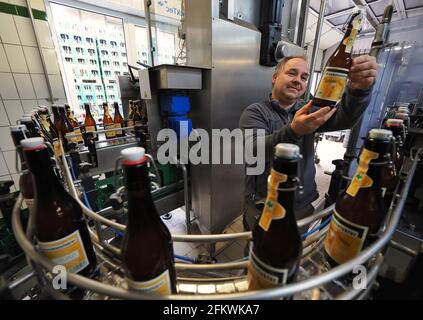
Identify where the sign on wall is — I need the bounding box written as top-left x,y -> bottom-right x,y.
151,0 -> 185,20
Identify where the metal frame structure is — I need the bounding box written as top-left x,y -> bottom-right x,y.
10,139 -> 422,299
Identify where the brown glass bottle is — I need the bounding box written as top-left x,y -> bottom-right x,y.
313,11 -> 364,108
20,115 -> 40,138
248,144 -> 302,290
113,102 -> 125,137
51,105 -> 62,134
10,125 -> 35,216
84,103 -> 98,141
39,107 -> 62,158
133,100 -> 143,126
120,147 -> 176,295
126,100 -> 134,131
102,102 -> 116,139
384,119 -> 405,172
21,138 -> 97,291
38,107 -> 58,143
65,104 -> 83,144
57,106 -> 77,151
324,129 -> 392,266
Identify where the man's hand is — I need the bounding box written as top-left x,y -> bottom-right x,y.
290,101 -> 337,137
349,55 -> 377,90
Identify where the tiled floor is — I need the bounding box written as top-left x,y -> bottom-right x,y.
163,138 -> 346,263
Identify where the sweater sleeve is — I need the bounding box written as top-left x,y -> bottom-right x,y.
239,103 -> 301,161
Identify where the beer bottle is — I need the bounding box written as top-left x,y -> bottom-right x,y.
10,125 -> 35,216
58,106 -> 78,151
126,100 -> 134,130
395,112 -> 409,133
51,105 -> 62,133
113,102 -> 125,137
384,118 -> 405,172
38,106 -> 62,158
120,147 -> 177,294
21,137 -> 97,281
102,102 -> 116,139
84,103 -> 98,141
248,143 -> 302,290
313,10 -> 364,108
65,104 -> 83,144
133,100 -> 143,126
324,129 -> 392,265
20,115 -> 41,138
38,107 -> 57,142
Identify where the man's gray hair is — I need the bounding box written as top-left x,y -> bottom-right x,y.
274,55 -> 308,76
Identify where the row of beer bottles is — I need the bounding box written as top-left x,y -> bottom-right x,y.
15,133 -> 176,297
247,128 -> 404,291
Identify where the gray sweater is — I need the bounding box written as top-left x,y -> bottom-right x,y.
239,85 -> 373,221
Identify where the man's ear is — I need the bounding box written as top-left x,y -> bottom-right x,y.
272,73 -> 277,86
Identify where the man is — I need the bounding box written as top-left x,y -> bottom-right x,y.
239,55 -> 378,232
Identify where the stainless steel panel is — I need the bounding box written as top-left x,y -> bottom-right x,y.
79,141 -> 138,175
187,8 -> 274,233
155,189 -> 185,216
186,0 -> 213,68
209,18 -> 273,233
233,0 -> 260,26
152,65 -> 203,90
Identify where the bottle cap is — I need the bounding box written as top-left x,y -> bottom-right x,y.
386,119 -> 404,126
21,137 -> 45,150
275,143 -> 300,159
369,129 -> 392,140
121,147 -> 146,164
10,125 -> 27,132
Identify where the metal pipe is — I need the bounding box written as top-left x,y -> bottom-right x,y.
177,160 -> 192,234
305,0 -> 327,100
24,0 -> 55,104
11,144 -> 417,300
143,0 -> 155,67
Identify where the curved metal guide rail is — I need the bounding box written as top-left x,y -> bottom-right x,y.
11,144 -> 422,300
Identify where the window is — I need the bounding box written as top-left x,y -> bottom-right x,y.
51,3 -> 129,107
60,33 -> 69,41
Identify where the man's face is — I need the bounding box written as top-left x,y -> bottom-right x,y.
272,58 -> 310,104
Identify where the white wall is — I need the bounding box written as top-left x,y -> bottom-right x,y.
0,0 -> 66,194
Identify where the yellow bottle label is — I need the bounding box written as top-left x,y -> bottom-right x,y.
343,28 -> 358,53
126,269 -> 172,295
324,209 -> 369,264
258,169 -> 287,232
315,67 -> 349,103
104,124 -> 116,138
85,125 -> 97,138
53,140 -> 62,157
24,198 -> 35,215
37,230 -> 90,273
73,127 -> 83,143
247,250 -> 288,290
346,148 -> 379,197
115,123 -> 122,135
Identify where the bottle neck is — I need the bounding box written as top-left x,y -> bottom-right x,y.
85,106 -> 93,118
361,139 -> 392,186
124,161 -> 158,226
25,147 -> 64,199
114,104 -> 121,117
271,157 -> 299,221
